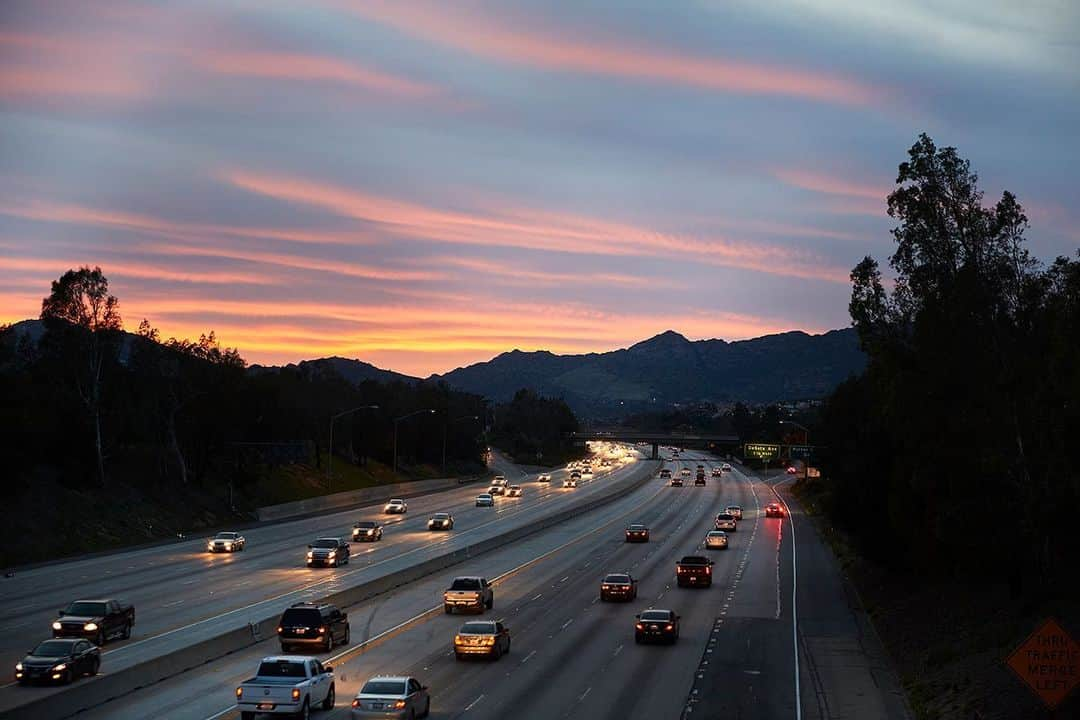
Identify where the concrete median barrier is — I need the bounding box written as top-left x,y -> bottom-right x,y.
6,461 -> 658,720
255,474 -> 488,522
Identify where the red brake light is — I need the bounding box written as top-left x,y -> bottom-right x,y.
706,567 -> 711,574
665,624 -> 674,630
318,627 -> 326,634
352,699 -> 360,708
635,623 -> 643,630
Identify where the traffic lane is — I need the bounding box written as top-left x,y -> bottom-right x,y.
0,459 -> 626,673
769,478 -> 908,720
0,462 -> 570,606
684,464 -> 799,719
0,456 -> 651,705
71,455 -> 681,720
431,456 -> 734,719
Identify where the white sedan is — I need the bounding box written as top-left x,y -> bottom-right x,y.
705,531 -> 729,549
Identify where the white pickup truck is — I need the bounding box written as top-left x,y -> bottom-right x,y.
236,656 -> 335,719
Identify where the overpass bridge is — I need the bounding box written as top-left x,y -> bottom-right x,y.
568,430 -> 741,460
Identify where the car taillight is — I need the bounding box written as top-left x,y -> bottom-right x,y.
706,567 -> 711,574
393,700 -> 406,709
236,687 -> 243,698
276,627 -> 283,633
291,688 -> 301,701
318,627 -> 326,634
665,624 -> 674,630
352,699 -> 360,708
635,623 -> 643,630
677,567 -> 685,573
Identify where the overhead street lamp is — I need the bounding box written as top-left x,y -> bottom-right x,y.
393,409 -> 437,476
443,414 -> 480,475
328,405 -> 380,491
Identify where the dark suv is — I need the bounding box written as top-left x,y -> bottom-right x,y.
277,602 -> 350,653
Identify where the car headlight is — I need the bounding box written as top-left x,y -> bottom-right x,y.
84,622 -> 98,631
52,621 -> 62,630
15,663 -> 23,671
207,542 -> 214,550
306,551 -> 313,558
327,551 -> 336,558
53,663 -> 66,671
224,542 -> 232,549
367,529 -> 374,535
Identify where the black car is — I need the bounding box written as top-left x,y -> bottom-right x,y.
694,473 -> 706,486
352,521 -> 383,542
634,609 -> 680,644
277,602 -> 350,653
16,638 -> 100,685
625,524 -> 649,542
600,573 -> 638,601
52,599 -> 134,645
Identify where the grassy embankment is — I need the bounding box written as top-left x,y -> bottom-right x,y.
3,455 -> 486,568
792,480 -> 1078,720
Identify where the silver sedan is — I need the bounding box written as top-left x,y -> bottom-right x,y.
351,676 -> 430,719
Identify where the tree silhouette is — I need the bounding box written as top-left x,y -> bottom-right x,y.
40,266 -> 122,486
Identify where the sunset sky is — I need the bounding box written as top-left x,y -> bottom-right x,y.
2,1 -> 1077,376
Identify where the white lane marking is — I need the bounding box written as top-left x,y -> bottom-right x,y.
464,694 -> 484,711
561,618 -> 573,630
522,650 -> 537,663
613,644 -> 623,656
203,704 -> 235,720
578,687 -> 591,701
776,479 -> 802,720
162,600 -> 184,608
532,593 -> 543,601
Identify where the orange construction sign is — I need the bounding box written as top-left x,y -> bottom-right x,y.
1006,617 -> 1080,710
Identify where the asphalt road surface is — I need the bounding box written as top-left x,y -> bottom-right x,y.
5,451 -> 909,720
68,452 -> 766,719
0,450 -> 651,716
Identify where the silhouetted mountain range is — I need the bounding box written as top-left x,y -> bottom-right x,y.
431,328 -> 865,414
5,318 -> 865,416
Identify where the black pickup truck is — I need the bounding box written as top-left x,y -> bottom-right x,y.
52,599 -> 135,645
676,556 -> 714,588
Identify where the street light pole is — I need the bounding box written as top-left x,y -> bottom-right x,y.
443,414 -> 480,475
328,405 -> 379,491
393,409 -> 437,476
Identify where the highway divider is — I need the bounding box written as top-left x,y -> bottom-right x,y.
255,474 -> 488,522
7,459 -> 660,720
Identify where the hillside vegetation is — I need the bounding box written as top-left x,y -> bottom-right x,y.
0,270 -> 488,566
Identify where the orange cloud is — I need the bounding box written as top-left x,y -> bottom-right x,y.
330,0 -> 887,108
222,169 -> 850,283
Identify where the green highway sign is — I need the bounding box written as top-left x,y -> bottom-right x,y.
744,443 -> 780,460
789,445 -> 812,459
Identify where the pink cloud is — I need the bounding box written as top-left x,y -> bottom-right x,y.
774,168 -> 892,201
190,51 -> 439,99
330,0 -> 888,108
222,169 -> 850,283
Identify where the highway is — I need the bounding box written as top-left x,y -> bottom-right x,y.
66,452 -> 788,719
0,449 -> 652,716
4,449 -> 910,720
